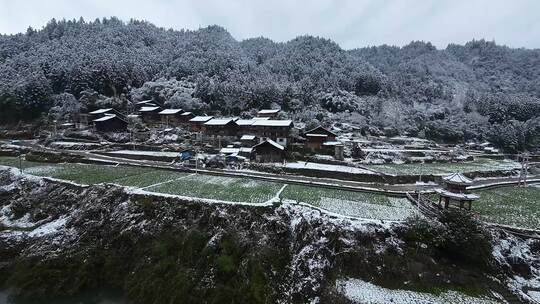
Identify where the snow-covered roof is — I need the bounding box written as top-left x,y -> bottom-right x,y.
304,126 -> 337,137
442,173 -> 473,185
89,108 -> 113,115
257,109 -> 280,114
189,116 -> 213,122
127,114 -> 140,118
435,188 -> 479,200
252,120 -> 292,127
240,147 -> 253,153
204,118 -> 235,126
93,114 -> 118,122
305,133 -> 328,137
136,100 -> 154,105
159,109 -> 182,115
139,106 -> 160,112
323,141 -> 343,146
252,117 -> 270,120
180,112 -> 193,116
253,139 -> 285,151
240,135 -> 256,140
236,119 -> 255,126
220,147 -> 240,154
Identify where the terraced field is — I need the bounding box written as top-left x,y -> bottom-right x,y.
281,185 -> 419,220
146,174 -> 284,203
473,184 -> 540,230
0,156 -> 421,219
365,158 -> 520,176
0,157 -> 280,203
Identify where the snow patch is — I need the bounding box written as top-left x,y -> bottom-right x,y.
274,161 -> 375,175
28,217 -> 68,237
337,278 -> 499,304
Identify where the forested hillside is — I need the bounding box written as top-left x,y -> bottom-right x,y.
0,17 -> 539,151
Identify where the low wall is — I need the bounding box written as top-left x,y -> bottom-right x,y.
25,149 -> 85,163
248,163 -> 519,185
96,151 -> 178,163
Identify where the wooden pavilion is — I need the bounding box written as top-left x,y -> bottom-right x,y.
435,173 -> 479,210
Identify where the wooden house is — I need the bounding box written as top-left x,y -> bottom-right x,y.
240,134 -> 259,147
179,112 -> 195,124
203,118 -> 238,137
251,120 -> 293,147
257,109 -> 280,118
236,119 -> 256,135
189,116 -> 214,131
138,106 -> 161,125
158,109 -> 184,127
88,108 -> 125,119
304,126 -> 337,150
135,100 -> 159,109
252,139 -> 285,163
93,114 -> 128,132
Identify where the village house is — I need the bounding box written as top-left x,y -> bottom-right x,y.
251,119 -> 293,147
179,112 -> 195,124
257,109 -> 280,118
240,134 -> 259,147
158,109 -> 184,127
135,100 -> 160,108
88,108 -> 125,119
304,126 -> 337,151
189,116 -> 214,131
252,139 -> 285,162
219,146 -> 253,159
93,114 -> 128,132
203,118 -> 238,137
138,106 -> 161,125
235,119 -> 256,135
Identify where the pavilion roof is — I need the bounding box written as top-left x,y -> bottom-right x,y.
442,173 -> 473,186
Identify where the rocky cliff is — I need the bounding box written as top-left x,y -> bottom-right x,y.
0,167 -> 537,303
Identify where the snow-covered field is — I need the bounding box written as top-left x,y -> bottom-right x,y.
282,185 -> 419,221
107,150 -> 180,158
274,161 -> 375,174
316,197 -> 420,221
336,278 -> 499,304
145,173 -> 283,203
365,158 -> 521,176
0,156 -> 421,220
474,185 -> 540,230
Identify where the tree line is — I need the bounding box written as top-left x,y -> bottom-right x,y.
0,17 -> 538,152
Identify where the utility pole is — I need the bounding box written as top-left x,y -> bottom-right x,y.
518,152 -> 530,187
18,153 -> 23,173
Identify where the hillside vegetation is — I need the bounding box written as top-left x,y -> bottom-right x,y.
0,18 -> 539,151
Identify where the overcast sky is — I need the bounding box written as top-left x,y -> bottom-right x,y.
1,0 -> 539,49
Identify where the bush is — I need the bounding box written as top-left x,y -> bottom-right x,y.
401,210 -> 493,270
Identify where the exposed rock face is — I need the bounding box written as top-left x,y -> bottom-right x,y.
0,168 -> 537,303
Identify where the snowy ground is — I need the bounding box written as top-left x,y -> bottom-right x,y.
336,278 -> 500,304
493,234 -> 540,303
